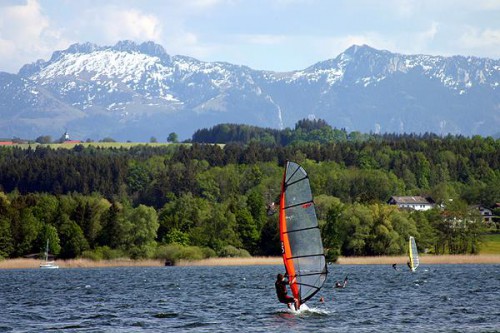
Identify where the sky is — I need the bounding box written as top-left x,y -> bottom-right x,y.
0,0 -> 499,74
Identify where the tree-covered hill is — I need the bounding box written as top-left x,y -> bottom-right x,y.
0,121 -> 499,261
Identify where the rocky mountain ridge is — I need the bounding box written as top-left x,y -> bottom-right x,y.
0,41 -> 498,141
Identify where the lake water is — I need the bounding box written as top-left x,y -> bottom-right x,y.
0,264 -> 499,332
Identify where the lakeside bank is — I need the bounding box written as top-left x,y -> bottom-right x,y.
1,254 -> 499,269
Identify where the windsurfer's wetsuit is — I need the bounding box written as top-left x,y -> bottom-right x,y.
275,278 -> 295,305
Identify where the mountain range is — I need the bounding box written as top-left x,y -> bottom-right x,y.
1,40 -> 499,141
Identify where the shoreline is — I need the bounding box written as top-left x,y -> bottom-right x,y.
1,254 -> 499,269
336,254 -> 500,265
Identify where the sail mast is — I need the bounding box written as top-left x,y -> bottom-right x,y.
279,164 -> 299,300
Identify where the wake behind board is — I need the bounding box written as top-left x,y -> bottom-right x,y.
286,303 -> 331,316
287,303 -> 309,313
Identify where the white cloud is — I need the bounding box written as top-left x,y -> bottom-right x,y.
407,22 -> 440,53
188,0 -> 231,8
0,0 -> 498,74
243,34 -> 287,45
166,0 -> 234,12
478,0 -> 500,10
80,6 -> 162,44
445,0 -> 500,11
169,31 -> 213,58
421,22 -> 439,40
0,2 -> 172,73
275,0 -> 315,6
388,0 -> 421,18
458,27 -> 500,56
0,0 -> 66,72
69,3 -> 221,60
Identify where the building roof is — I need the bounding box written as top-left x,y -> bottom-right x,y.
389,196 -> 433,205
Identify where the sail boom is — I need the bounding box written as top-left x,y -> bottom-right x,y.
296,280 -> 326,289
283,225 -> 320,235
283,176 -> 308,189
298,271 -> 328,278
285,253 -> 326,260
284,200 -> 314,210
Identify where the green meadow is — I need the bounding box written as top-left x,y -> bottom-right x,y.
481,234 -> 500,254
14,142 -> 175,149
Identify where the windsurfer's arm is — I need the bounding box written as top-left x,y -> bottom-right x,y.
282,276 -> 296,285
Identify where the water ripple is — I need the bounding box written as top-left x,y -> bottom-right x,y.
0,265 -> 499,332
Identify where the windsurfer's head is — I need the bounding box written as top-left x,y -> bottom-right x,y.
277,273 -> 284,280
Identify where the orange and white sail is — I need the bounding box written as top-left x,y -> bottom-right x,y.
279,161 -> 327,308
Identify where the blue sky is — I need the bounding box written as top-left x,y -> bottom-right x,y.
0,0 -> 499,73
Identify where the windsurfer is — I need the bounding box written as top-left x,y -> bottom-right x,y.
407,261 -> 412,270
267,202 -> 277,216
335,275 -> 348,288
275,273 -> 299,310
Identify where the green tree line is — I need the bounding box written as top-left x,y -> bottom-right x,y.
191,119 -> 357,145
0,120 -> 498,261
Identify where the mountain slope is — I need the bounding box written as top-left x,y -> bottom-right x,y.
1,41 -> 498,141
261,45 -> 500,136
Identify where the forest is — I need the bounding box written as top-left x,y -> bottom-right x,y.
0,119 -> 499,262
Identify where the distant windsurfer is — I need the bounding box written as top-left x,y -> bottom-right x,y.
275,273 -> 299,310
267,202 -> 277,216
392,263 -> 399,271
335,275 -> 348,288
407,261 -> 412,270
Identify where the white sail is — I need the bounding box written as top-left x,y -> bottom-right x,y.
408,236 -> 419,272
40,240 -> 59,269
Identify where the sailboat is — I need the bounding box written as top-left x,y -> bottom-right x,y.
278,161 -> 328,310
40,240 -> 59,269
408,236 -> 419,272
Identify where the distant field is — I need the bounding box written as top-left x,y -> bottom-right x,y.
481,233 -> 500,254
8,142 -> 228,149
11,142 -> 178,149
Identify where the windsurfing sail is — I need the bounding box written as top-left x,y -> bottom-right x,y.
40,239 -> 58,269
408,236 -> 419,272
279,161 -> 328,308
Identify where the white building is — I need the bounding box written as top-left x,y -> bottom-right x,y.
387,196 -> 435,211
